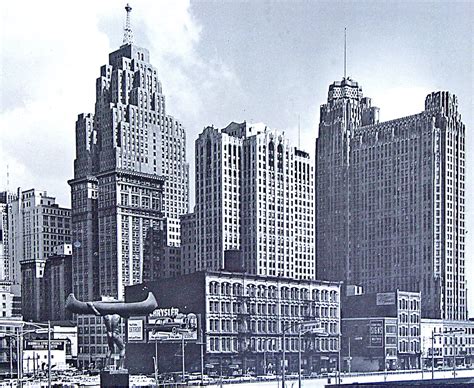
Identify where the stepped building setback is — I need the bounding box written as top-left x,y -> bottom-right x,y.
316,77 -> 466,321
69,4 -> 189,366
194,122 -> 315,279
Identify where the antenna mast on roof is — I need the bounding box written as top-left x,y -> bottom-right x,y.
123,3 -> 134,45
298,114 -> 301,149
344,27 -> 347,79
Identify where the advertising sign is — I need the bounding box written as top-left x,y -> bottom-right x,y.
369,320 -> 384,347
376,292 -> 396,306
24,340 -> 64,351
127,318 -> 144,342
147,308 -> 198,342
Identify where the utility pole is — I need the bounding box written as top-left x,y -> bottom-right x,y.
282,323 -> 286,388
181,332 -> 186,382
219,357 -> 223,388
18,326 -> 22,387
431,331 -> 435,380
348,337 -> 351,374
453,332 -> 456,378
154,339 -> 158,386
9,338 -> 13,379
200,328 -> 204,385
338,334 -> 341,385
298,327 -> 302,388
48,321 -> 51,388
263,340 -> 267,375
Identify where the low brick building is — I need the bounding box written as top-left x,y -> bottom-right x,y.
341,290 -> 421,371
125,271 -> 341,376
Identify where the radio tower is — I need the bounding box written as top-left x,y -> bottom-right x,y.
123,3 -> 133,45
344,27 -> 347,79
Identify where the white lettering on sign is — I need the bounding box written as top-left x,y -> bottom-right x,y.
150,307 -> 180,318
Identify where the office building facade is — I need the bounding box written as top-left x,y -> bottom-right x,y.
42,244 -> 73,321
180,212 -> 196,275
69,5 -> 189,365
7,188 -> 71,313
195,122 -> 315,279
69,4 -> 188,301
316,78 -> 466,320
0,281 -> 21,319
0,192 -> 12,281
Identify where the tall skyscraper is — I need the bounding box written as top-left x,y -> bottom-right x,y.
195,121 -> 315,279
316,77 -> 466,320
180,212 -> 196,275
0,192 -> 13,281
42,244 -> 73,322
69,4 -> 189,300
8,188 -> 71,286
316,78 -> 379,284
69,5 -> 189,365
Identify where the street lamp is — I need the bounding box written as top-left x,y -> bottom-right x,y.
0,321 -> 52,387
346,335 -> 363,374
281,320 -> 326,388
0,330 -> 22,381
196,326 -> 205,386
430,328 -> 463,380
153,337 -> 158,386
449,329 -> 464,378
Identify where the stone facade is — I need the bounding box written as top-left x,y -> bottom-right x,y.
316,77 -> 466,321
69,8 -> 189,365
195,122 -> 315,279
8,189 -> 70,288
420,319 -> 474,369
125,271 -> 341,376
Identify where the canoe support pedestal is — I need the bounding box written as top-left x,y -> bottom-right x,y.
100,368 -> 129,387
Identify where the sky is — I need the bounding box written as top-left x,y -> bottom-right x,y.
0,1 -> 473,311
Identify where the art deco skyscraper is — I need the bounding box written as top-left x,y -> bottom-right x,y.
69,6 -> 189,365
195,122 -> 315,279
69,5 -> 189,303
316,77 -> 466,320
315,78 -> 379,284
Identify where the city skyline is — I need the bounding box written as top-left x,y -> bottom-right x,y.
0,1 -> 472,312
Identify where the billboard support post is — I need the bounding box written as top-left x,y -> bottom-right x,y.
154,339 -> 158,385
200,327 -> 204,384
181,332 -> 185,381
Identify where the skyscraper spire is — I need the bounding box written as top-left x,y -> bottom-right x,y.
123,3 -> 133,45
298,114 -> 301,149
344,27 -> 347,79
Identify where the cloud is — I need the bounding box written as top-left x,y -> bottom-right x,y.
374,86 -> 431,122
0,1 -> 111,203
0,0 -> 243,206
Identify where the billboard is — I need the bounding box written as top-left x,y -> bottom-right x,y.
24,340 -> 64,351
369,320 -> 384,347
147,308 -> 198,342
127,318 -> 145,342
376,292 -> 396,306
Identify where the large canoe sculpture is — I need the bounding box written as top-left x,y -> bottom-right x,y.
65,291 -> 158,370
65,292 -> 158,318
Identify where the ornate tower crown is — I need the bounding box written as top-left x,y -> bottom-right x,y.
123,3 -> 134,45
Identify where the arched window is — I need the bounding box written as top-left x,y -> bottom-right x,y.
277,143 -> 283,171
268,140 -> 274,168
